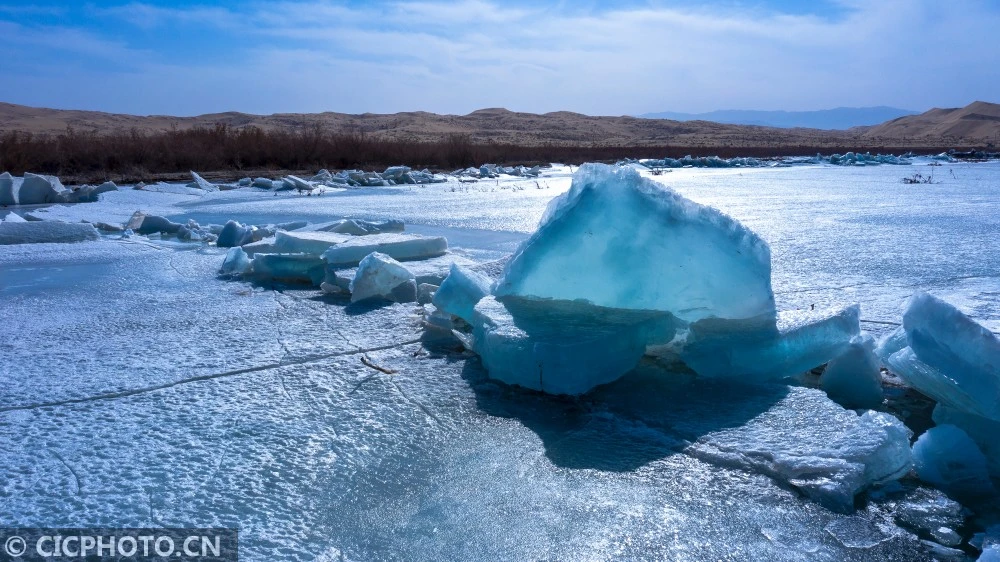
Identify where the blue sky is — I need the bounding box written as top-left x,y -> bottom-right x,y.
1,0 -> 998,116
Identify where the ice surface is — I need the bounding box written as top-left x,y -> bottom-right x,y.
0,223 -> 939,561
272,230 -> 351,256
679,304 -> 861,381
432,264 -> 492,323
252,253 -> 325,284
9,163 -> 1000,560
349,252 -> 417,303
911,424 -> 995,498
471,295 -> 681,395
495,164 -> 775,323
825,517 -> 891,548
933,405 -> 1000,477
0,171 -> 15,205
216,220 -> 255,248
593,377 -> 912,513
0,221 -> 100,245
821,334 -> 884,409
321,233 -> 448,267
891,292 -> 1000,421
18,172 -> 64,204
219,247 -> 252,276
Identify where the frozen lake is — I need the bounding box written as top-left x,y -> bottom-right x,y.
2,160 -> 999,560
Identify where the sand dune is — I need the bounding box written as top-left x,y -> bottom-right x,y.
863,101 -> 1000,143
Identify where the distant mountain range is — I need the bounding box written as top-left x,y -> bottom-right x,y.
639,107 -> 918,130
1,101 -> 997,149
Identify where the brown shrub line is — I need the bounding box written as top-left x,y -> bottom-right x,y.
0,124 -> 965,184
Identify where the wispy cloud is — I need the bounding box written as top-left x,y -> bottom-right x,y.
2,0 -> 998,115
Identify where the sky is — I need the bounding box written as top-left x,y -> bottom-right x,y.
1,0 -> 998,117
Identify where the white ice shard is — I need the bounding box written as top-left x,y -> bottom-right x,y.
678,304 -> 861,381
252,254 -> 325,284
272,231 -> 350,256
315,218 -> 404,236
320,252 -> 479,294
433,264 -> 492,323
933,405 -> 1000,477
0,221 -> 100,245
18,172 -> 64,205
471,296 -> 681,395
417,283 -> 437,305
494,163 -> 775,323
321,233 -> 448,268
349,252 -> 417,303
219,247 -> 252,276
887,292 -> 1000,421
912,424 -> 995,498
2,212 -> 26,223
217,220 -> 255,248
1,172 -> 18,205
251,177 -> 274,189
821,334 -> 884,409
283,175 -> 316,191
980,528 -> 1000,562
188,171 -> 218,191
874,325 -> 907,364
125,211 -> 183,235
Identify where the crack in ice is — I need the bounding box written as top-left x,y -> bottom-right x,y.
0,338 -> 423,414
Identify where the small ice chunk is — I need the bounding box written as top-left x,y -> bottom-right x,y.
126,211 -> 182,235
252,177 -> 274,189
933,405 -> 1000,477
188,171 -> 218,191
316,218 -> 404,236
821,333 -> 884,409
432,264 -> 492,323
321,233 -> 448,268
217,220 -> 255,248
2,212 -> 26,223
0,172 -> 15,205
0,221 -> 100,245
874,325 -> 907,365
272,231 -> 350,256
18,172 -> 63,205
920,540 -> 965,560
912,424 -> 995,498
284,175 -> 315,191
252,254 -> 325,285
219,247 -> 252,276
494,163 -> 775,323
349,252 -> 417,303
891,292 -> 1000,421
471,296 -> 680,395
679,304 -> 861,381
417,283 -> 437,305
930,527 -> 962,547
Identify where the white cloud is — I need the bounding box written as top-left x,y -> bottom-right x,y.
4,0 -> 999,115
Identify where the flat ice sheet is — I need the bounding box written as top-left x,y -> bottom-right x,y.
0,238 -> 933,561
